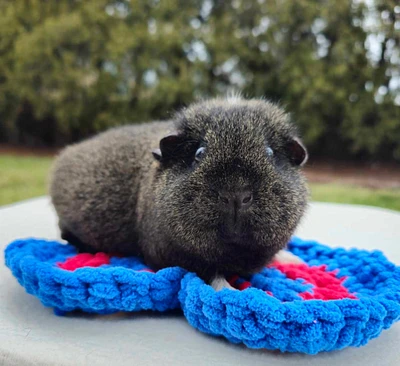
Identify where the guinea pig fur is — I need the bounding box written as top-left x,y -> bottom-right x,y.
50,97 -> 309,283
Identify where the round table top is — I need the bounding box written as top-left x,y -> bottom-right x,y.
1,197 -> 399,366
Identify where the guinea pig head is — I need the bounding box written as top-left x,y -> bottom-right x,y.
152,98 -> 309,277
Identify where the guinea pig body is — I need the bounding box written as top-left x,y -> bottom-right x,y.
50,98 -> 309,282
50,121 -> 172,256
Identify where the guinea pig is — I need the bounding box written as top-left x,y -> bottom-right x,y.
50,97 -> 309,290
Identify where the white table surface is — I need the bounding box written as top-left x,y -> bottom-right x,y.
1,197 -> 400,366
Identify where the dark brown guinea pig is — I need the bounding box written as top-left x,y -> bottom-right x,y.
50,97 -> 309,289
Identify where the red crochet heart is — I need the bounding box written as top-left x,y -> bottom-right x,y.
57,253 -> 110,270
229,262 -> 356,301
271,262 -> 357,300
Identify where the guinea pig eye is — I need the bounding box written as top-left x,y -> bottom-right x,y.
195,146 -> 206,162
266,147 -> 274,157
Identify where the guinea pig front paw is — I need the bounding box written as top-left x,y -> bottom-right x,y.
272,249 -> 304,264
210,275 -> 237,291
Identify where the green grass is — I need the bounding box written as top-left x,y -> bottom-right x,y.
309,183 -> 400,212
0,155 -> 53,206
0,155 -> 399,212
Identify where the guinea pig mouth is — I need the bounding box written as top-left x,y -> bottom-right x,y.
218,225 -> 253,245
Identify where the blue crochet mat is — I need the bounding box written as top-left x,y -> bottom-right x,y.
4,237 -> 400,354
5,238 -> 186,314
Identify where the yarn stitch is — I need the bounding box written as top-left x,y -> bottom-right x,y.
5,238 -> 185,314
4,236 -> 400,354
179,237 -> 400,353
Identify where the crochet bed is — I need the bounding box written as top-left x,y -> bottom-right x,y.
5,237 -> 400,354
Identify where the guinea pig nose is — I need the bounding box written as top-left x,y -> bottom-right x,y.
219,191 -> 253,210
237,191 -> 253,209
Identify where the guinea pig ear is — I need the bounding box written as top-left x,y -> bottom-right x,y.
153,131 -> 186,162
285,137 -> 308,166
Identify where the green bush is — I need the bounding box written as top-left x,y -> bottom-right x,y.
0,0 -> 399,160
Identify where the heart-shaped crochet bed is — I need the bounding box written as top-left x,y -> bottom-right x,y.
4,237 -> 400,354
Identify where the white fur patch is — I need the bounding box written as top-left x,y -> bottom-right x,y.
225,89 -> 243,103
211,276 -> 236,291
272,250 -> 304,264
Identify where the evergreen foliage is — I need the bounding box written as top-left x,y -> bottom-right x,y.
0,0 -> 399,160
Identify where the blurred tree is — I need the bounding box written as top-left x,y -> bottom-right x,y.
202,0 -> 400,160
0,0 -> 399,161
